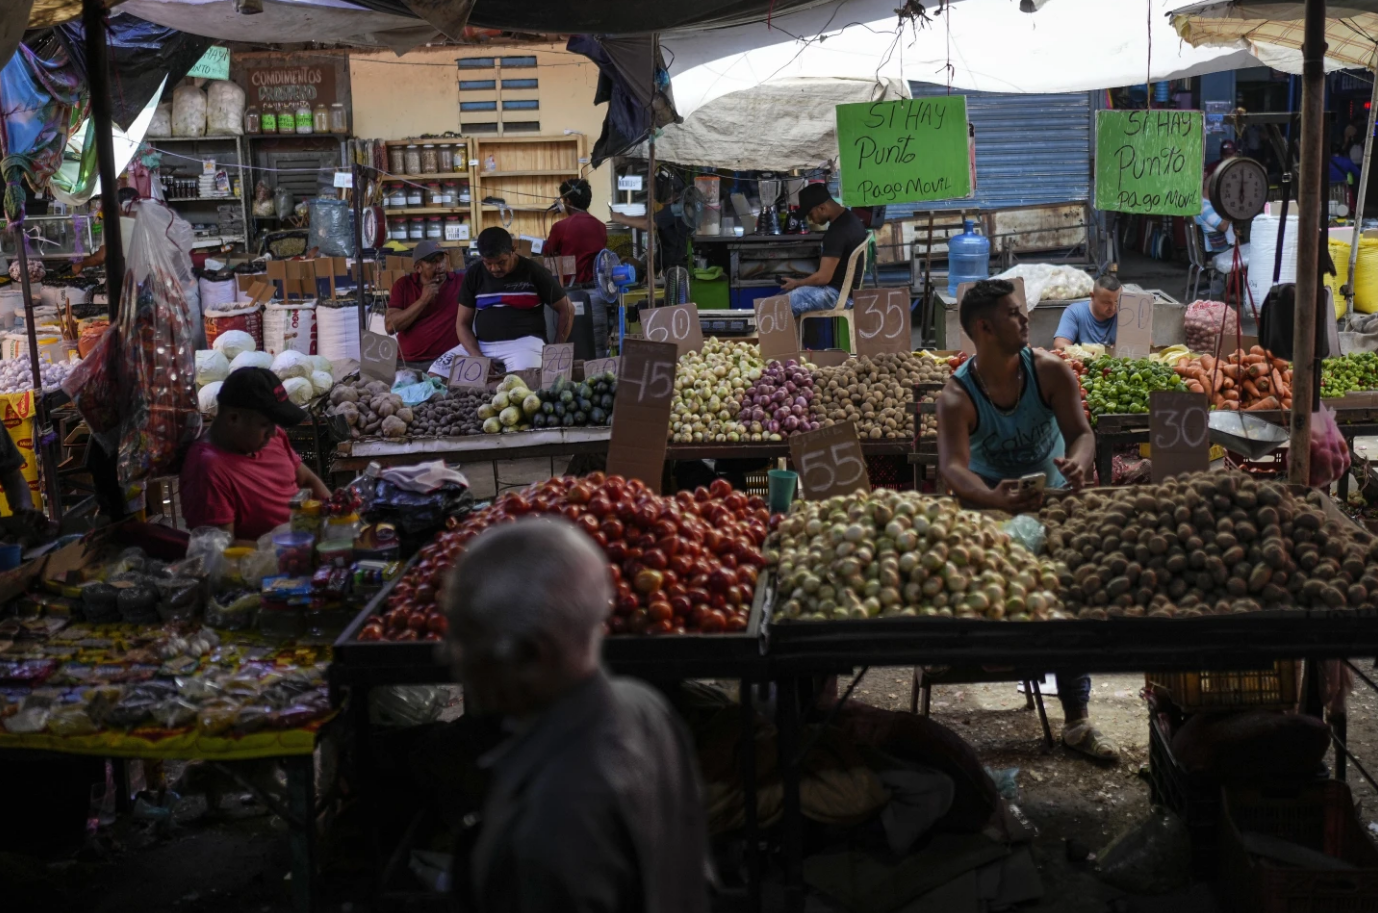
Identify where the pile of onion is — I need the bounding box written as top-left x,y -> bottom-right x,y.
739,359 -> 819,441
355,474 -> 771,641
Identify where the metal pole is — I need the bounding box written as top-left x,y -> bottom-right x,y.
1343,67 -> 1378,322
1290,0 -> 1327,486
352,159 -> 367,339
10,233 -> 59,521
646,34 -> 657,307
83,0 -> 123,322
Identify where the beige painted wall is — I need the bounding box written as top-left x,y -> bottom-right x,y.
348,43 -> 612,218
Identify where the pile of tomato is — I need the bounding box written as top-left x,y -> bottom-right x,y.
946,352 -> 971,371
1050,349 -> 1092,424
354,474 -> 771,642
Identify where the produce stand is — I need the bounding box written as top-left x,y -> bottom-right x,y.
329,565 -> 772,909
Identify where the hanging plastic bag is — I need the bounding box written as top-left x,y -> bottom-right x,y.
1183,299 -> 1240,353
1309,403 -> 1351,487
113,202 -> 203,487
307,199 -> 355,257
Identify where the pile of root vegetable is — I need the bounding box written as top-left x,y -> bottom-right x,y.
327,378 -> 416,438
769,488 -> 1065,622
1170,347 -> 1293,411
1040,472 -> 1378,618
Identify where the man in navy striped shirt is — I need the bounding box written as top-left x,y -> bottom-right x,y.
452,227 -> 574,372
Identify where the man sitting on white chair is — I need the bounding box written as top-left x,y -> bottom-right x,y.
779,183 -> 868,316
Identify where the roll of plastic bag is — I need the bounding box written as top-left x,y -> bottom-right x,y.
308,199 -> 355,257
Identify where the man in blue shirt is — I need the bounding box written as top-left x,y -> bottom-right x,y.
1053,274 -> 1121,349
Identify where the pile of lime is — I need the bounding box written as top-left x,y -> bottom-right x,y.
1320,352 -> 1378,398
1080,357 -> 1185,423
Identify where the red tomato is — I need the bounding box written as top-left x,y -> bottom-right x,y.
615,591 -> 639,615
601,517 -> 625,540
642,548 -> 668,571
507,495 -> 531,515
699,610 -> 727,634
670,553 -> 695,577
357,622 -> 384,641
406,611 -> 429,633
670,594 -> 692,617
747,495 -> 767,511
426,613 -> 449,635
724,492 -> 747,512
606,541 -> 629,562
709,478 -> 733,499
608,564 -> 623,583
694,486 -> 711,502
704,530 -> 723,552
567,481 -> 593,504
590,530 -> 608,549
656,536 -> 680,558
577,514 -> 600,535
725,584 -> 746,608
725,613 -> 748,633
736,564 -> 760,587
649,619 -> 674,635
588,495 -> 613,518
616,500 -> 638,523
607,615 -> 628,635
586,471 -> 607,486
648,600 -> 674,623
423,631 -> 443,642
633,568 -> 665,594
394,628 -> 420,642
627,609 -> 650,634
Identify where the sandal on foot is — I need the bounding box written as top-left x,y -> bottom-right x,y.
1063,722 -> 1120,762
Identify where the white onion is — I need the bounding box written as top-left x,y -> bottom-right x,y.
0,354 -> 78,394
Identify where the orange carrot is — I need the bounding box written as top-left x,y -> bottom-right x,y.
1223,389 -> 1240,401
1221,364 -> 1242,380
1188,381 -> 1205,393
1221,401 -> 1240,411
1245,396 -> 1281,411
1250,345 -> 1265,356
1243,380 -> 1263,401
1256,377 -> 1272,394
1200,354 -> 1216,373
1272,368 -> 1285,393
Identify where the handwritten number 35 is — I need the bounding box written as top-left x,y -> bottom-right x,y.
859,298 -> 905,339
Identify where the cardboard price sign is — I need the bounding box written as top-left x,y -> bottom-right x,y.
360,331 -> 399,383
1114,290 -> 1154,358
754,295 -> 799,361
853,288 -> 912,356
789,422 -> 871,501
540,343 -> 575,388
640,304 -> 703,358
449,355 -> 491,390
835,97 -> 972,207
1150,391 -> 1211,481
606,340 -> 678,491
582,357 -> 619,380
953,277 -> 1027,355
1095,110 -> 1204,216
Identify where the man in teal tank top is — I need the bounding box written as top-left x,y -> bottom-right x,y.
937,279 -> 1118,762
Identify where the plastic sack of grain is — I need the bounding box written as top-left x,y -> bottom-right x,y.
205,305 -> 264,352
263,302 -> 316,357
1326,239 -> 1350,319
1183,300 -> 1239,354
1354,237 -> 1378,314
1247,214 -> 1298,307
315,300 -> 361,363
205,81 -> 245,136
148,102 -> 172,138
198,276 -> 240,313
171,83 -> 207,137
307,199 -> 354,257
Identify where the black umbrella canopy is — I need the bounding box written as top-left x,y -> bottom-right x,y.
348,0 -> 834,33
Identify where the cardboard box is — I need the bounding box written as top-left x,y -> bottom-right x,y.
236,273 -> 265,294
311,257 -> 354,299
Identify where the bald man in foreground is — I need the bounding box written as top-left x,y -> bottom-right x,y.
442,518 -> 709,913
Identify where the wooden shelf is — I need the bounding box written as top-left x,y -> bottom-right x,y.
384,138 -> 467,146
479,169 -> 580,177
166,196 -> 239,202
480,204 -> 552,213
383,206 -> 471,216
380,173 -> 471,181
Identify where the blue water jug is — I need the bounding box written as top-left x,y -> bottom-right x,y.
947,219 -> 991,297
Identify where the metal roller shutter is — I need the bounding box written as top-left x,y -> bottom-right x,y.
888,82 -> 1094,215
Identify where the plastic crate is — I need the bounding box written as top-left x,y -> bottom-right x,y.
1147,661 -> 1300,715
1147,714 -> 1221,878
1219,780 -> 1378,913
743,470 -> 770,498
865,454 -> 913,492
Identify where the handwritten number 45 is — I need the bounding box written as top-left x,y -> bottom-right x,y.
623,359 -> 674,403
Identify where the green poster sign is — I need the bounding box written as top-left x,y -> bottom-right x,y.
187,47 -> 231,81
835,98 -> 971,207
1095,109 -> 1204,216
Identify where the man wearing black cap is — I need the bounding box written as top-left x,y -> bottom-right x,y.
779,183 -> 868,317
387,240 -> 463,370
444,227 -> 572,373
179,368 -> 331,544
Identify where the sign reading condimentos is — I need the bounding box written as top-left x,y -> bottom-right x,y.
1095,109 -> 1204,216
835,97 -> 972,207
242,63 -> 338,106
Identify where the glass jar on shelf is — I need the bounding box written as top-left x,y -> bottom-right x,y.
426,182 -> 444,206
277,103 -> 295,134
295,101 -> 313,134
330,103 -> 348,134
454,146 -> 468,172
404,144 -> 421,175
443,215 -> 464,242
405,184 -> 423,208
244,105 -> 261,134
313,103 -> 329,134
261,103 -> 277,134
420,144 -> 439,175
437,144 -> 454,173
385,187 -> 407,209
388,218 -> 408,242
440,181 -> 458,207
408,218 -> 425,242
426,216 -> 443,240
388,145 -> 406,175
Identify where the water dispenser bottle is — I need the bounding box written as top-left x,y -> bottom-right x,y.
947,219 -> 991,297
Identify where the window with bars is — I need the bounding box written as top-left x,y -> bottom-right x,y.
456,56 -> 541,135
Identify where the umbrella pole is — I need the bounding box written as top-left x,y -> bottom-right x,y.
1291,0 -> 1327,486
646,34 -> 658,306
1343,67 -> 1378,323
83,0 -> 122,323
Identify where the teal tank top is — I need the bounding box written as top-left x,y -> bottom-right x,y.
953,348 -> 1066,488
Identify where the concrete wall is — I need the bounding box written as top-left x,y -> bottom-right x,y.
348,43 -> 612,218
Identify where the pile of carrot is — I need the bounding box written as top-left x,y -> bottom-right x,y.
1172,346 -> 1292,412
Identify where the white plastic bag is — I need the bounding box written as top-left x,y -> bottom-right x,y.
993,263 -> 1094,307
205,81 -> 245,136
171,83 -> 207,137
148,102 -> 172,138
1310,403 -> 1351,487
1184,300 -> 1240,354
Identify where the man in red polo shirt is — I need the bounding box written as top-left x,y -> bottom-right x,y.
386,240 -> 463,370
544,179 -> 607,285
180,368 -> 331,544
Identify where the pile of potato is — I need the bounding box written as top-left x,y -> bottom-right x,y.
770,489 -> 1065,622
913,356 -> 951,384
812,353 -> 919,440
328,378 -> 415,439
408,389 -> 488,438
1041,472 -> 1378,618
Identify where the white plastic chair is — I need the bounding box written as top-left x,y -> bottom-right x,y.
797,232 -> 872,353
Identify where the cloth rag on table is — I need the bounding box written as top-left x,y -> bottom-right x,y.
380,461 -> 469,494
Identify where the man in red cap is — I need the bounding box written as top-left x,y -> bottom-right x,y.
180,367 -> 331,544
